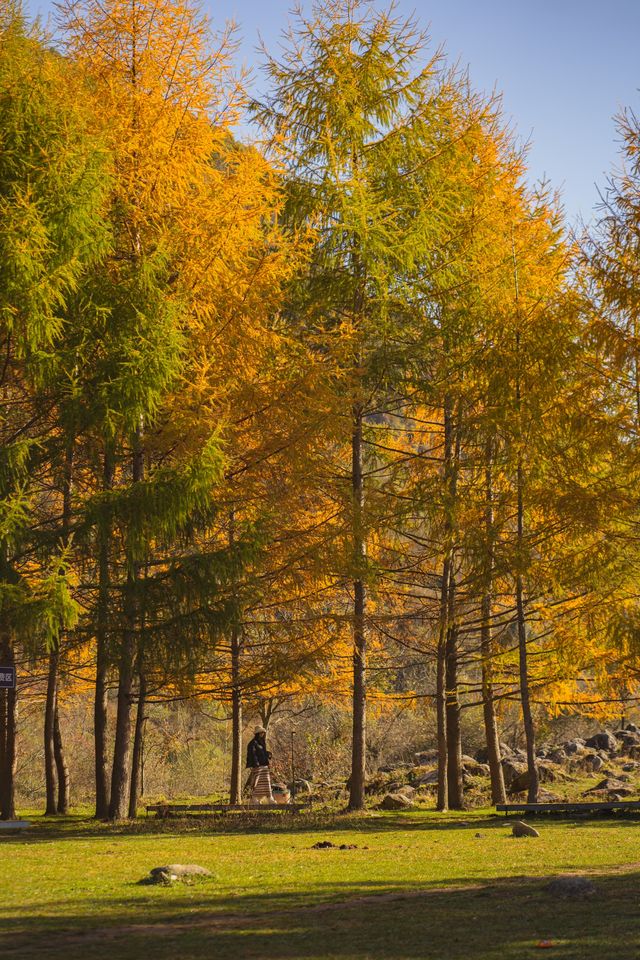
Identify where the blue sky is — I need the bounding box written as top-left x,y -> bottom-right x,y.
25,0 -> 640,226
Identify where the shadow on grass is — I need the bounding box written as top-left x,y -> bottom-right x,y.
8,806 -> 640,845
1,869 -> 639,960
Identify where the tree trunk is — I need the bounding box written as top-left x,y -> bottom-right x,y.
436,555 -> 449,812
44,650 -> 58,815
45,439 -> 74,816
109,621 -> 135,820
349,405 -> 367,811
481,606 -> 505,804
109,421 -> 144,820
442,396 -> 463,810
516,462 -> 538,802
128,672 -> 147,819
54,704 -> 69,814
0,638 -> 17,820
480,445 -> 506,804
445,619 -> 463,809
94,447 -> 114,819
511,243 -> 538,803
229,625 -> 243,804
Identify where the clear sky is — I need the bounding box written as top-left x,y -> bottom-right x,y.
24,0 -> 640,226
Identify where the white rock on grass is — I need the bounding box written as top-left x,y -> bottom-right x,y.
143,864 -> 213,885
511,820 -> 540,838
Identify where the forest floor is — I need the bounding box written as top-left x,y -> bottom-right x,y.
1,808 -> 639,959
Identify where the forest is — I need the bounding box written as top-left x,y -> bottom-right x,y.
1,0 -> 640,823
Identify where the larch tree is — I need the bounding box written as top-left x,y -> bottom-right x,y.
255,0 -> 463,811
0,4 -> 110,819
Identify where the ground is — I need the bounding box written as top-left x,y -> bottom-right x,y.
2,809 -> 639,959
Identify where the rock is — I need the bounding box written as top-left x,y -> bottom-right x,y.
508,761 -> 556,795
547,748 -> 567,764
512,820 -> 540,838
417,769 -> 439,786
582,753 -> 604,772
143,864 -> 212,885
545,876 -> 596,898
626,723 -> 639,733
539,762 -> 558,782
588,777 -> 629,793
501,758 -> 527,790
619,734 -> 640,754
537,788 -> 561,803
584,732 -> 617,753
477,743 -> 514,763
622,762 -> 640,772
414,750 -> 438,765
397,785 -> 416,799
563,739 -> 586,755
462,757 -> 490,777
312,840 -> 335,849
380,792 -> 414,810
508,770 -> 530,794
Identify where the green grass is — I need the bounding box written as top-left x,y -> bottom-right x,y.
2,808 -> 640,959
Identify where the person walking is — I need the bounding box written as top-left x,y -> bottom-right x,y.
244,725 -> 275,804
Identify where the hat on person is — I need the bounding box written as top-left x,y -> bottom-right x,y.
254,725 -> 267,735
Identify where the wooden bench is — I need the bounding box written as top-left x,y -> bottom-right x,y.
497,801 -> 640,817
146,802 -> 312,818
0,820 -> 31,833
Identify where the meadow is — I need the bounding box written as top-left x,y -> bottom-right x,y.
2,809 -> 639,959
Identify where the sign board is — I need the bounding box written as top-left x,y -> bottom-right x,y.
0,666 -> 16,689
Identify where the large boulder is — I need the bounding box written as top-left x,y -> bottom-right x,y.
619,733 -> 640,755
563,738 -> 586,755
380,793 -> 414,811
512,820 -> 539,838
584,732 -> 617,753
477,743 -> 513,764
507,761 -> 557,795
397,785 -> 416,799
585,778 -> 633,796
537,788 -> 561,803
547,747 -> 567,765
417,769 -> 439,786
581,753 -> 604,772
462,756 -> 490,777
508,770 -> 530,794
501,758 -> 526,790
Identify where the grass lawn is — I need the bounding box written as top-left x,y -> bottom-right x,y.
1,808 -> 640,959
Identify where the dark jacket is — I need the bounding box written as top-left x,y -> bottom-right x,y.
246,736 -> 271,769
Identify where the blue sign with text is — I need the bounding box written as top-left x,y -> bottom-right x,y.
0,666 -> 16,689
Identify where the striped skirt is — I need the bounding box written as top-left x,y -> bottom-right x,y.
247,765 -> 274,802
